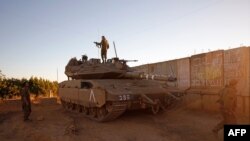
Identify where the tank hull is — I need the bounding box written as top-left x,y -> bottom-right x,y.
59,79 -> 180,121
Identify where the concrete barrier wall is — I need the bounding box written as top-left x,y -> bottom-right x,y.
133,64 -> 148,73
224,47 -> 250,96
177,58 -> 190,89
154,63 -> 165,75
184,95 -> 250,123
148,64 -> 155,74
190,53 -> 206,88
162,60 -> 178,87
223,47 -> 250,120
133,47 -> 249,94
133,46 -> 250,123
141,60 -> 178,77
190,50 -> 224,88
205,50 -> 224,88
164,60 -> 178,78
134,60 -> 178,87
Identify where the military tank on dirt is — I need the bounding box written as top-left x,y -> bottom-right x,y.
59,53 -> 183,122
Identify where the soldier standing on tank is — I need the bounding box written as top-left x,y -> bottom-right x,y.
21,81 -> 32,121
212,79 -> 238,137
94,36 -> 109,63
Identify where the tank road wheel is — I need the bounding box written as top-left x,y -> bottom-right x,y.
163,96 -> 175,110
96,107 -> 108,121
61,100 -> 66,108
74,102 -> 127,122
82,106 -> 89,115
151,99 -> 160,114
105,102 -> 113,112
66,102 -> 72,110
72,103 -> 76,111
89,108 -> 97,118
78,105 -> 83,113
151,104 -> 160,114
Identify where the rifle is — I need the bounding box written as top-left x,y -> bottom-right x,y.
93,42 -> 100,48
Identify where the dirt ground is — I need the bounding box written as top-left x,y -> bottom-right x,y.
0,98 -> 223,141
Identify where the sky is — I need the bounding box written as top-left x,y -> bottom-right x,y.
0,0 -> 249,82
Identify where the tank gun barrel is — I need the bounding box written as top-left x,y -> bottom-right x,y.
120,59 -> 138,63
123,72 -> 177,82
151,74 -> 176,81
141,74 -> 177,81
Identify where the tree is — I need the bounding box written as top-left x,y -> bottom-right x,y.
0,75 -> 58,99
0,78 -> 8,99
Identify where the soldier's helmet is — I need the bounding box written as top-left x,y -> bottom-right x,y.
82,55 -> 88,62
102,36 -> 105,40
229,79 -> 238,86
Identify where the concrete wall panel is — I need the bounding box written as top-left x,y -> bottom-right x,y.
205,50 -> 224,88
224,47 -> 250,96
148,64 -> 155,74
190,53 -> 206,88
154,63 -> 165,75
163,60 -> 178,87
177,58 -> 190,89
190,50 -> 224,88
163,60 -> 178,78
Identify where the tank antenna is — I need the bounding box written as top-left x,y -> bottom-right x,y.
113,41 -> 118,58
98,46 -> 100,58
97,29 -> 100,59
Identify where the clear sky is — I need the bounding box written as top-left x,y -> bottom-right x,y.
0,0 -> 249,82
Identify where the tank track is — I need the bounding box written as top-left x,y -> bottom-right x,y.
61,100 -> 127,122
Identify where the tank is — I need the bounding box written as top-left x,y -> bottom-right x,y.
59,56 -> 183,122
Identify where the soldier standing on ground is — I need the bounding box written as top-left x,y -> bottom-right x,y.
21,81 -> 31,121
213,79 -> 238,137
94,36 -> 109,63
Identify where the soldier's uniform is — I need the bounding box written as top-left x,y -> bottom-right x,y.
213,80 -> 237,135
96,36 -> 109,63
21,83 -> 31,121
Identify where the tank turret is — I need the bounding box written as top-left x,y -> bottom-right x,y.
65,57 -> 132,80
65,56 -> 176,81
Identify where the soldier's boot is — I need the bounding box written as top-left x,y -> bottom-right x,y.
23,109 -> 31,122
24,116 -> 32,122
23,114 -> 29,121
23,109 -> 28,121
